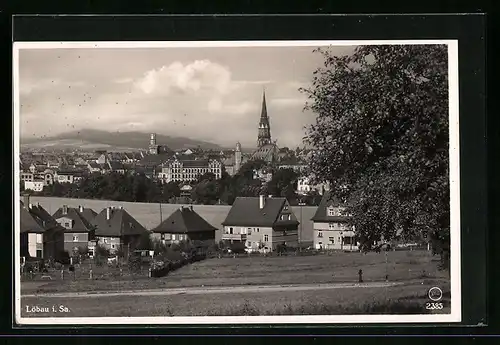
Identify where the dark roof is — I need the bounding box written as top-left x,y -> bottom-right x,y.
179,159 -> 210,168
152,206 -> 217,234
20,202 -> 61,234
87,162 -> 100,169
311,191 -> 349,223
139,153 -> 173,167
92,207 -> 148,237
108,161 -> 125,170
221,197 -> 299,227
52,207 -> 96,233
57,169 -> 86,175
79,207 -> 98,223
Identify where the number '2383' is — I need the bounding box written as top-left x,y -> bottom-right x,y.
425,302 -> 444,310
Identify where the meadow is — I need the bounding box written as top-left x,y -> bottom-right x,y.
21,281 -> 451,317
27,196 -> 318,242
22,250 -> 449,296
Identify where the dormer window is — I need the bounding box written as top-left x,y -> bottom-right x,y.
327,206 -> 338,217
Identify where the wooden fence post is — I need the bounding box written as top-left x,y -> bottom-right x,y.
89,269 -> 93,280
61,269 -> 64,280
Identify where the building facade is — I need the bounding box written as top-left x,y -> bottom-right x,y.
221,195 -> 300,253
151,206 -> 217,248
158,157 -> 222,183
311,192 -> 358,251
52,205 -> 97,255
24,181 -> 45,192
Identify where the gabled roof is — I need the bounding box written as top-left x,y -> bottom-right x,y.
108,161 -> 125,171
221,197 -> 299,227
92,207 -> 148,237
20,201 -> 61,234
52,207 -> 96,233
152,206 -> 217,234
311,191 -> 349,223
139,153 -> 173,167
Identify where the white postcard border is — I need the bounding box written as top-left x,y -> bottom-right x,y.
13,39 -> 461,325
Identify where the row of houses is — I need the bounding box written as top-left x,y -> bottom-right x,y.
19,191 -> 358,261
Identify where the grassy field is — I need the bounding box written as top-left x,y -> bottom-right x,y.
27,196 -> 318,242
22,250 -> 448,295
20,250 -> 451,317
20,281 -> 451,317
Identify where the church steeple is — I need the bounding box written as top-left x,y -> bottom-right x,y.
257,89 -> 272,147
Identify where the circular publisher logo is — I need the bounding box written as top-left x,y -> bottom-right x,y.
428,287 -> 443,301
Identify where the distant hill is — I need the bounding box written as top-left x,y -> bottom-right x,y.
20,129 -> 224,151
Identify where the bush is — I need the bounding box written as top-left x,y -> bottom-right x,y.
55,250 -> 70,265
128,254 -> 142,273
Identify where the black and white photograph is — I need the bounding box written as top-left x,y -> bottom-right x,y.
13,40 -> 460,324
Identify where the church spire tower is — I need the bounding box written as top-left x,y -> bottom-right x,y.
257,89 -> 272,147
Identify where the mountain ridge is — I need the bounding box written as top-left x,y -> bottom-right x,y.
20,129 -> 226,151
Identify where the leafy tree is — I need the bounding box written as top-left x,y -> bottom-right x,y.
266,168 -> 299,201
302,45 -> 450,268
136,232 -> 154,251
162,181 -> 181,202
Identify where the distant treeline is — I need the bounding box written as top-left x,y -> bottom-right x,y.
25,160 -> 322,206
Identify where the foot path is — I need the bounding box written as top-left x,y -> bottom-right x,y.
22,281 -> 405,299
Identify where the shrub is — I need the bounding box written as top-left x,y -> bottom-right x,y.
128,254 -> 142,273
55,250 -> 70,265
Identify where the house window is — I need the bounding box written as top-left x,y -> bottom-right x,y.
172,234 -> 177,241
329,237 -> 334,244
257,228 -> 260,232
36,249 -> 42,258
280,215 -> 285,221
329,223 -> 335,230
248,229 -> 252,235
264,235 -> 269,242
283,205 -> 289,211
111,244 -> 115,249
318,231 -> 323,238
288,214 -> 292,221
327,207 -> 337,216
229,227 -> 233,235
103,238 -> 108,244
36,234 -> 43,243
73,235 -> 79,242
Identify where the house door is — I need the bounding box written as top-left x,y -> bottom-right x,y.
36,249 -> 43,258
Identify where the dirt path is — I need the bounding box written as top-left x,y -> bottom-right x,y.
22,281 -> 405,299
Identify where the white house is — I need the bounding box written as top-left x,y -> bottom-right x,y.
311,191 -> 358,251
24,181 -> 45,192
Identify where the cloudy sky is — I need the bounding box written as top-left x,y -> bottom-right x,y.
18,44 -> 356,148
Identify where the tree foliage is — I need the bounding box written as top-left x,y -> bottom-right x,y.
302,45 -> 450,268
267,168 -> 299,202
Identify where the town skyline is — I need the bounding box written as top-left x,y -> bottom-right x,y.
17,45 -> 357,148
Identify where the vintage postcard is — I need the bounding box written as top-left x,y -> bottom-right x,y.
13,40 -> 460,325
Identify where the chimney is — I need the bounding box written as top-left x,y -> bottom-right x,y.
259,195 -> 265,209
268,195 -> 273,198
23,194 -> 30,207
79,205 -> 84,213
106,207 -> 111,220
62,205 -> 68,215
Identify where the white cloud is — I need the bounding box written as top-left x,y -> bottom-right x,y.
134,60 -> 232,96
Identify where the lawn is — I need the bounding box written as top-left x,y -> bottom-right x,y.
22,250 -> 448,295
20,281 -> 451,317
